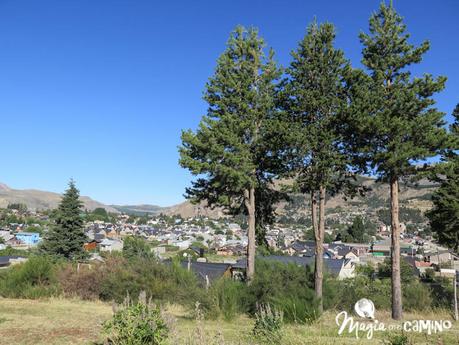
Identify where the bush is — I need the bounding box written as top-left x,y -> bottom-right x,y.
98,256 -> 203,307
103,292 -> 169,345
206,278 -> 247,320
0,256 -> 59,298
57,262 -> 106,300
252,303 -> 284,345
245,260 -> 319,323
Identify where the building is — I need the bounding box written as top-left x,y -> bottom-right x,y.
15,232 -> 41,246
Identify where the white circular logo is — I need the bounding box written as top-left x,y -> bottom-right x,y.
354,298 -> 375,319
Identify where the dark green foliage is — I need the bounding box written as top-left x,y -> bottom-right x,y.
179,26 -> 283,247
244,260 -> 319,323
99,257 -> 203,306
377,258 -> 416,284
206,278 -> 246,321
347,2 -> 450,182
103,292 -> 169,345
0,256 -> 59,298
40,180 -> 87,260
7,203 -> 27,212
427,156 -> 459,251
123,236 -> 153,260
281,20 -> 357,195
346,216 -> 366,243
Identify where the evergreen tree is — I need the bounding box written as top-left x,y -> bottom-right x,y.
179,26 -> 281,282
347,216 -> 366,243
41,180 -> 87,260
281,21 -> 357,311
348,2 -> 450,319
427,104 -> 459,251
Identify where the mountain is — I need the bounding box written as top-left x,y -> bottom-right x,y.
147,176 -> 437,222
0,182 -> 119,213
110,204 -> 164,216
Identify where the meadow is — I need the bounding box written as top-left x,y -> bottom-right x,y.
0,298 -> 458,345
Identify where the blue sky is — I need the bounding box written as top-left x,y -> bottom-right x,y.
0,0 -> 458,206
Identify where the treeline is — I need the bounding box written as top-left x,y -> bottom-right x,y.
178,2 -> 459,320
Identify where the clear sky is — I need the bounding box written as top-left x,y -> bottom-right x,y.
0,0 -> 458,206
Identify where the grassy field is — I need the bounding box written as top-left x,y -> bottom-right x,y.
0,298 -> 458,345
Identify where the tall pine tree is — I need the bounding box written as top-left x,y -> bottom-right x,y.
427,104 -> 459,251
282,21 -> 356,312
349,2 -> 450,319
179,26 -> 281,282
41,179 -> 87,260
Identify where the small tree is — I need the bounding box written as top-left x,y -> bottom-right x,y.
40,179 -> 87,260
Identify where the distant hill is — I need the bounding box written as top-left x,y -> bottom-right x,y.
151,176 -> 437,222
0,182 -> 119,213
110,204 -> 164,216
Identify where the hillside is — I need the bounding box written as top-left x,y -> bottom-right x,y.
159,177 -> 437,222
0,183 -> 118,213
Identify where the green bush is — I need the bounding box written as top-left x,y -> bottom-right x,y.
252,303 -> 284,345
207,278 -> 247,320
103,292 -> 169,345
244,260 -> 319,323
0,256 -> 59,298
99,256 -> 203,307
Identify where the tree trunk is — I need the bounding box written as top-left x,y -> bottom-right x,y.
245,187 -> 256,283
390,177 -> 402,320
314,186 -> 326,313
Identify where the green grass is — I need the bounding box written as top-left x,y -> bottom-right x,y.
0,299 -> 458,344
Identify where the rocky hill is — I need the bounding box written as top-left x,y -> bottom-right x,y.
159,177 -> 437,222
0,182 -> 118,213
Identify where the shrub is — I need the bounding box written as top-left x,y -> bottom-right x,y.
103,292 -> 169,345
206,278 -> 247,320
252,303 -> 283,345
244,260 -> 319,323
0,255 -> 59,298
383,333 -> 412,345
98,256 -> 203,308
57,262 -> 106,300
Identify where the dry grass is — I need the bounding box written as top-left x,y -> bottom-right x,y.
0,297 -> 112,345
0,298 -> 458,345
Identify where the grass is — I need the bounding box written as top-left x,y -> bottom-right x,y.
0,298 -> 458,344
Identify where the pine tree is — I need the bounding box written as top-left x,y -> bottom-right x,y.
41,179 -> 87,260
179,26 -> 281,282
427,104 -> 459,251
281,21 -> 356,312
349,2 -> 450,319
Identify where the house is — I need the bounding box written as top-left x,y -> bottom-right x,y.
217,244 -> 245,256
232,255 -> 355,280
180,261 -> 232,285
99,238 -> 123,252
423,250 -> 454,265
15,232 -> 41,246
0,256 -> 27,268
84,240 -> 98,251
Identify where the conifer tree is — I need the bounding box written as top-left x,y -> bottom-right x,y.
179,26 -> 281,282
427,104 -> 459,251
281,21 -> 355,312
349,2 -> 450,319
41,179 -> 87,260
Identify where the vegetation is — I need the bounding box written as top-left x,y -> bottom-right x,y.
103,292 -> 169,345
179,26 -> 282,282
280,20 -> 358,313
343,2 -> 451,320
40,180 -> 87,260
